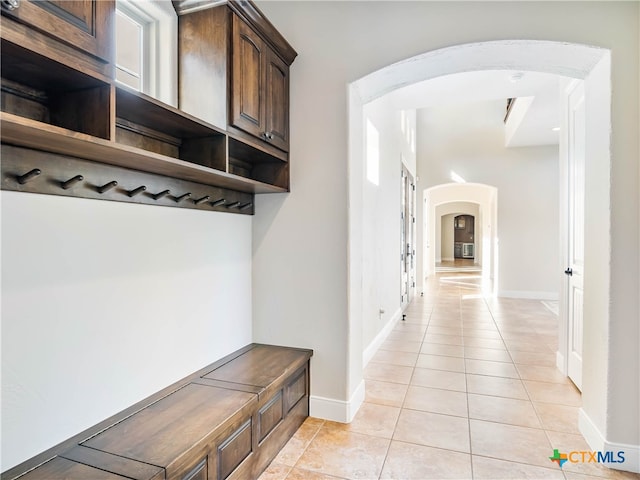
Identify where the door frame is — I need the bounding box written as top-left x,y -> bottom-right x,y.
558,78 -> 586,389
401,166 -> 416,308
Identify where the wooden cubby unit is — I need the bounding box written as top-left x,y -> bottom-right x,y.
228,137 -> 289,191
1,39 -> 111,140
1,0 -> 296,212
115,86 -> 228,173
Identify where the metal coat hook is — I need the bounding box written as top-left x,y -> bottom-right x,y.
128,185 -> 146,197
175,193 -> 191,202
97,181 -> 118,194
194,195 -> 210,205
153,189 -> 170,200
17,168 -> 41,184
61,175 -> 83,190
1,150 -> 256,216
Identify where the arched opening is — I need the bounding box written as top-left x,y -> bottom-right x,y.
424,183 -> 498,295
348,40 -> 612,457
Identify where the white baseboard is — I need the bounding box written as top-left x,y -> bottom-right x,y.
498,290 -> 559,300
309,379 -> 365,423
579,409 -> 640,473
363,307 -> 402,367
441,257 -> 454,262
555,350 -> 567,375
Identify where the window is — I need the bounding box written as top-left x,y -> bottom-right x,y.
115,0 -> 178,106
366,119 -> 380,186
115,8 -> 143,90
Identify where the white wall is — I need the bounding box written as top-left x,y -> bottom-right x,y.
417,101 -> 559,299
1,192 -> 252,470
440,214 -> 455,261
256,0 -> 639,464
361,98 -> 403,351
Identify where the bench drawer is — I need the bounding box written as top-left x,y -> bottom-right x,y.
285,366 -> 307,412
258,390 -> 283,443
217,419 -> 252,480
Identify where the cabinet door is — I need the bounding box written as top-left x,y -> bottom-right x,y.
231,13 -> 265,139
264,48 -> 289,152
3,0 -> 113,62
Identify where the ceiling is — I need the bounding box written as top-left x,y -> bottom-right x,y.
383,70 -> 564,147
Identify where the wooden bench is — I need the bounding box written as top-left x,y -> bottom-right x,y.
5,344 -> 313,480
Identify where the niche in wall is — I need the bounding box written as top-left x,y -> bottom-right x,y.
454,214 -> 475,258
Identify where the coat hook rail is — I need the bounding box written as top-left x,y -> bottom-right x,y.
153,189 -> 170,200
2,145 -> 255,216
61,175 -> 83,190
128,186 -> 147,197
97,181 -> 118,194
17,168 -> 41,184
174,192 -> 191,202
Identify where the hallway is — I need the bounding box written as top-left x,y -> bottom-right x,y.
259,273 -> 639,480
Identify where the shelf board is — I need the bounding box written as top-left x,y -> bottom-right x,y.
115,85 -> 227,139
0,112 -> 287,194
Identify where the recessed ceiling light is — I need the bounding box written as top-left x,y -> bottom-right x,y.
551,126 -> 560,132
509,72 -> 525,83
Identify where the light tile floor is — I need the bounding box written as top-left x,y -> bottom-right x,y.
259,273 -> 640,480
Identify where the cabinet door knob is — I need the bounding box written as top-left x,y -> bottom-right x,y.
2,0 -> 20,11
263,132 -> 273,141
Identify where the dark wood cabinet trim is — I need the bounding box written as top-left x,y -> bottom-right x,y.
173,0 -> 297,64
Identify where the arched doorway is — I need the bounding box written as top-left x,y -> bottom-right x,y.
348,40 -> 612,456
423,183 -> 498,296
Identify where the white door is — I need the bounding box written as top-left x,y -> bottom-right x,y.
401,169 -> 408,305
565,81 -> 586,391
400,167 -> 416,306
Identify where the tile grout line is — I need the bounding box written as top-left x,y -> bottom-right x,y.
459,283 -> 476,480
377,295 -> 435,479
482,294 -> 578,480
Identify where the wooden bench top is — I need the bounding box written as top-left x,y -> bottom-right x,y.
82,383 -> 257,468
8,344 -> 312,480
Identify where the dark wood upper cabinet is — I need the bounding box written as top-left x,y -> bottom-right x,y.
176,0 -> 296,190
231,12 -> 290,152
263,47 -> 289,152
178,0 -> 296,158
2,0 -> 113,63
231,14 -> 266,140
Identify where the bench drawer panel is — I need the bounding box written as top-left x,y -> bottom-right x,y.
258,390 -> 283,442
217,419 -> 252,480
285,367 -> 307,412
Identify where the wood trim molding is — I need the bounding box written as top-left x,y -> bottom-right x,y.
172,0 -> 297,64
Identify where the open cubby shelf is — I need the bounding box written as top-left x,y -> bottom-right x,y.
1,38 -> 290,200
0,112 -> 285,194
